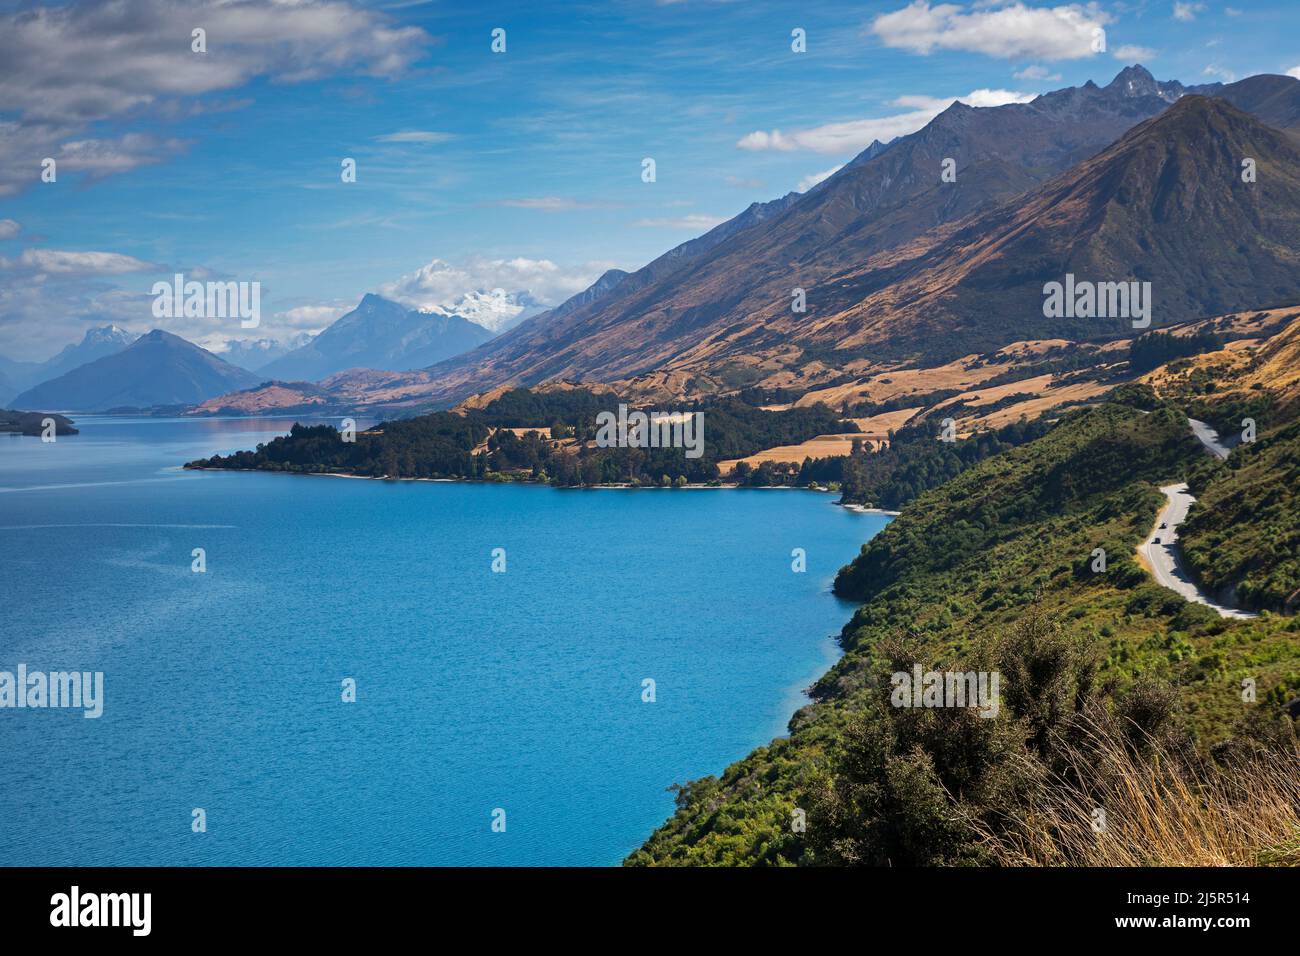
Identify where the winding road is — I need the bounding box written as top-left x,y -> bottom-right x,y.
1187,417 -> 1235,459
1135,418 -> 1257,620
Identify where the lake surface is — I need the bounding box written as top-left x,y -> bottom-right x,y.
0,415 -> 887,865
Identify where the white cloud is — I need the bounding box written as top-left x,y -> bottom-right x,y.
62,134 -> 190,177
0,126 -> 193,196
0,248 -> 280,359
496,197 -> 601,212
1173,2 -> 1205,22
736,130 -> 797,151
0,271 -> 155,360
0,0 -> 432,194
1112,44 -> 1157,61
0,219 -> 18,240
872,1 -> 1111,61
374,131 -> 454,143
633,214 -> 728,230
1203,64 -> 1237,81
1287,65 -> 1300,80
275,304 -> 350,332
0,0 -> 430,123
797,165 -> 844,192
380,257 -> 609,311
1014,65 -> 1063,81
737,89 -> 1037,155
1,249 -> 156,275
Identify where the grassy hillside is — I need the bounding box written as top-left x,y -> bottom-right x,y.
628,401 -> 1299,866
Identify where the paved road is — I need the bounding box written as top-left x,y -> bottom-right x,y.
1138,482 -> 1258,620
1187,417 -> 1234,459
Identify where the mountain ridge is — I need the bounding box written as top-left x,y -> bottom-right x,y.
0,324 -> 138,402
257,293 -> 495,382
11,329 -> 261,411
344,67 -> 1294,410
187,68 -> 1300,417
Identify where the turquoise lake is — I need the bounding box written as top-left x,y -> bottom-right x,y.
0,416 -> 888,865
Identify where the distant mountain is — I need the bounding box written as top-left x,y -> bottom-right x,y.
0,325 -> 137,402
0,355 -> 39,405
0,367 -> 14,407
202,267 -> 639,413
41,325 -> 138,380
11,330 -> 261,411
430,289 -> 548,334
257,294 -> 495,383
1104,63 -> 1191,101
219,332 -> 316,372
1199,72 -> 1300,135
371,65 -> 1245,407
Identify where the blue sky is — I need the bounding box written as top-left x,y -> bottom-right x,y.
1,0 -> 1297,359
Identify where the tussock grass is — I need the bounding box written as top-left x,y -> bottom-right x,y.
973,715 -> 1300,866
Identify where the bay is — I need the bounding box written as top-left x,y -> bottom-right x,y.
0,416 -> 888,865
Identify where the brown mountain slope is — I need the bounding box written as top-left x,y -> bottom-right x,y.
376,67 -> 1236,407
800,95 -> 1300,360
198,73 -> 1300,417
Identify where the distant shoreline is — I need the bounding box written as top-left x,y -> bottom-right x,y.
182,464 -> 900,513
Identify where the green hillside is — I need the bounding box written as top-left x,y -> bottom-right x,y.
627,400 -> 1300,866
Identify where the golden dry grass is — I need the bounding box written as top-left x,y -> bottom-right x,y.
717,433 -> 884,473
793,355 -> 996,408
844,406 -> 923,436
972,718 -> 1300,867
957,378 -> 1116,430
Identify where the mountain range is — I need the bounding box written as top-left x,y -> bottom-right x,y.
217,332 -> 317,372
14,66 -> 1300,420
2,291 -> 517,411
11,330 -> 262,411
0,325 -> 137,405
793,93 -> 1300,358
256,294 -> 496,382
272,66 -> 1300,413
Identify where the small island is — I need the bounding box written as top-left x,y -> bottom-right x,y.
0,410 -> 79,437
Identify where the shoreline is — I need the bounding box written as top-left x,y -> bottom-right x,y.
838,502 -> 902,516
183,464 -> 900,512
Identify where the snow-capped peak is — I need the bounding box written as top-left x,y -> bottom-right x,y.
418,288 -> 545,333
83,324 -> 135,345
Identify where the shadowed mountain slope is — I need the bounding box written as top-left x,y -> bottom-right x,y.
258,294 -> 494,382
12,330 -> 261,411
